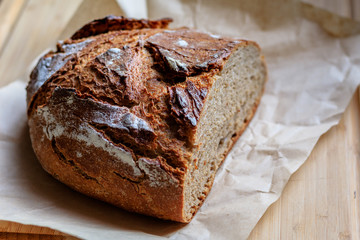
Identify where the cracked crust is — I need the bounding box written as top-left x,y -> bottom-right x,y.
71,15 -> 172,40
169,80 -> 208,141
146,29 -> 241,78
27,16 -> 266,222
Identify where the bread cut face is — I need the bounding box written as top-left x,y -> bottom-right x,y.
26,16 -> 266,223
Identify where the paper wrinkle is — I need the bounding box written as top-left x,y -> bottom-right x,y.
0,0 -> 360,239
115,0 -> 147,18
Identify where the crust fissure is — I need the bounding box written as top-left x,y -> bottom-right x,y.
51,139 -> 101,185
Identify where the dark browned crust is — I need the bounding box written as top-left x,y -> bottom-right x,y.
145,29 -> 240,78
26,38 -> 94,104
71,15 -> 172,40
53,87 -> 157,144
26,16 -> 266,223
169,80 -> 208,140
145,29 -> 242,142
29,86 -> 186,222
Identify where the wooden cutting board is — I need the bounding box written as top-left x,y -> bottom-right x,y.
0,0 -> 359,239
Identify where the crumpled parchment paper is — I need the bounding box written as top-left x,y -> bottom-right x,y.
0,0 -> 360,239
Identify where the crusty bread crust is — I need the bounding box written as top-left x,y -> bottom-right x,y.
71,15 -> 172,40
27,16 -> 266,222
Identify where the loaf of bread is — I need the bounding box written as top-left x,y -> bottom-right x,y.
26,16 -> 267,223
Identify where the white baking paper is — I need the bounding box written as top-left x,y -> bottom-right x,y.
0,0 -> 360,239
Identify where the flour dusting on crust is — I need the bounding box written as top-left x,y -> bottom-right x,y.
36,92 -> 143,177
138,158 -> 177,187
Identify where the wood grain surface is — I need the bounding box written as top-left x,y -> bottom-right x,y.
0,1 -> 359,239
248,88 -> 360,240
